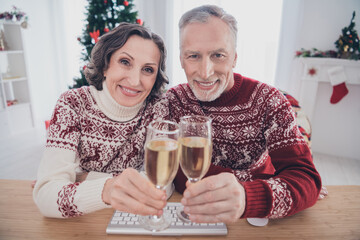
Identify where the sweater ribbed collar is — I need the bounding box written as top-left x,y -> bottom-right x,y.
90,81 -> 144,122
200,73 -> 243,107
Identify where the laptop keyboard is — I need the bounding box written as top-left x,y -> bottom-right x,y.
106,202 -> 228,236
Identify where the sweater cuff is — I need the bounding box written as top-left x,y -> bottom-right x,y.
241,180 -> 271,218
86,171 -> 112,180
75,177 -> 112,214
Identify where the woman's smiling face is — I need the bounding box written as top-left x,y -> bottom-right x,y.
104,35 -> 161,107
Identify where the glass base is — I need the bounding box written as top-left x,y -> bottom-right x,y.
139,211 -> 172,232
176,205 -> 192,223
247,218 -> 269,227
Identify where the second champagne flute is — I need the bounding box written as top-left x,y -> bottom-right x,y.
177,115 -> 212,223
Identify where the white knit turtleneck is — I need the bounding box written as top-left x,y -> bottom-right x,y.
90,81 -> 144,122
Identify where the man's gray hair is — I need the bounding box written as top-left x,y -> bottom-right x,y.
179,5 -> 238,46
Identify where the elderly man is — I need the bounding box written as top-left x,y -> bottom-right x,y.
166,5 -> 321,223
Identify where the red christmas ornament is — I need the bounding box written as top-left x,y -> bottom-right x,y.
104,0 -> 108,4
104,23 -> 109,33
136,19 -> 143,26
77,37 -> 81,41
308,68 -> 317,76
123,1 -> 129,6
83,65 -> 87,71
89,30 -> 100,43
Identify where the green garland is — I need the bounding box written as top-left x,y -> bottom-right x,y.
296,11 -> 360,60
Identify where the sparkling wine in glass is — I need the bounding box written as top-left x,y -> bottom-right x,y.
139,120 -> 180,232
177,115 -> 212,223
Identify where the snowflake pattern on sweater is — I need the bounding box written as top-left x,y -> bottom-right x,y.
168,73 -> 321,219
57,183 -> 82,217
47,87 -> 168,217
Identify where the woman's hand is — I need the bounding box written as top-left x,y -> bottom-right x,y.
181,172 -> 246,223
102,168 -> 167,216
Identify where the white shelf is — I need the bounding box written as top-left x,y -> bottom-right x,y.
0,50 -> 24,54
0,20 -> 22,26
2,77 -> 27,82
6,102 -> 30,109
0,21 -> 34,135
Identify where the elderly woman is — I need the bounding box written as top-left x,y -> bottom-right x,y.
33,23 -> 169,218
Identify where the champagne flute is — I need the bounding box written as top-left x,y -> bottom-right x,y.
177,115 -> 212,223
139,120 -> 180,232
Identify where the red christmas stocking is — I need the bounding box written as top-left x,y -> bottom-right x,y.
328,66 -> 349,104
330,82 -> 348,104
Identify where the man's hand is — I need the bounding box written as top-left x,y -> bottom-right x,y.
102,168 -> 166,216
181,172 -> 246,223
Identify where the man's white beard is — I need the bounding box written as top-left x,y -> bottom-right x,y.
189,80 -> 226,102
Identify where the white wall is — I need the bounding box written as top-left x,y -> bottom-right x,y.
275,0 -> 360,160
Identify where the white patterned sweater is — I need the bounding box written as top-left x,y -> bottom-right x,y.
33,83 -> 168,218
169,73 -> 322,219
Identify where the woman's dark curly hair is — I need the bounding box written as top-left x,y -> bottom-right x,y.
84,22 -> 168,99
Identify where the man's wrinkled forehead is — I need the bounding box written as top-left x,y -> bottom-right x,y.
179,18 -> 236,51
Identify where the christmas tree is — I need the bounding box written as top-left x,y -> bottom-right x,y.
70,0 -> 143,89
335,11 -> 360,60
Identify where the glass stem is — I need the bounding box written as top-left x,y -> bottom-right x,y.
189,179 -> 199,184
153,185 -> 163,220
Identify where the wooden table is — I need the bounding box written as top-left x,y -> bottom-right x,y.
0,179 -> 359,240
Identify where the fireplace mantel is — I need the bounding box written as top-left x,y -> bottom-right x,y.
297,58 -> 360,121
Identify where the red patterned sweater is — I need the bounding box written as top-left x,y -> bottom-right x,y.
166,73 -> 321,219
33,84 -> 168,218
